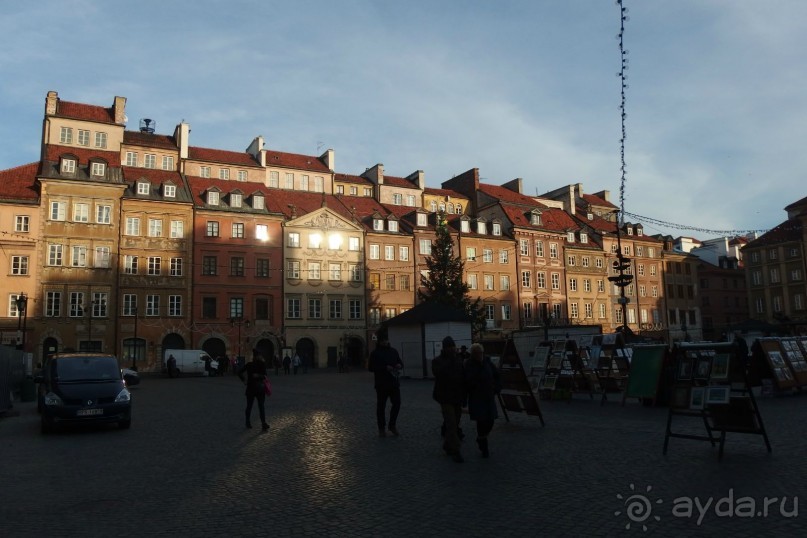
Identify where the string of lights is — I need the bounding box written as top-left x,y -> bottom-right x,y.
617,0 -> 628,227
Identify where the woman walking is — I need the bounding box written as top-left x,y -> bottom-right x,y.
464,343 -> 500,458
239,354 -> 270,431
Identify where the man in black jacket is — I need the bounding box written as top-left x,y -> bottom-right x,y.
432,336 -> 465,462
368,327 -> 404,437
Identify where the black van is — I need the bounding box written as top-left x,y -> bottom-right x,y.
35,353 -> 132,433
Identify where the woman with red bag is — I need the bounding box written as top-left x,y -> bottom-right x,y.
238,352 -> 270,431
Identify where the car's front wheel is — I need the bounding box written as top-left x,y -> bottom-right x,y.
118,420 -> 131,430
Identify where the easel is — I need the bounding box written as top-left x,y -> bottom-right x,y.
663,342 -> 771,461
497,339 -> 545,426
592,332 -> 629,404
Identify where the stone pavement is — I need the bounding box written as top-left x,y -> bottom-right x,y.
1,370 -> 804,537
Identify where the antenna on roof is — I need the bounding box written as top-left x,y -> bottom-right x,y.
139,118 -> 156,134
316,141 -> 324,153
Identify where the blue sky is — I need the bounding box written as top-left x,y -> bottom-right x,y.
1,0 -> 804,238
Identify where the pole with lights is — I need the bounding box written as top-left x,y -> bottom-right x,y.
15,292 -> 28,350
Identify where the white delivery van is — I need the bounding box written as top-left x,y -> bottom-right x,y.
163,350 -> 215,377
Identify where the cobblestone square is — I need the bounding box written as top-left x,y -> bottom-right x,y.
1,371 -> 804,537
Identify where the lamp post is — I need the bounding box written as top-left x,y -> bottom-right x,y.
230,317 -> 250,362
131,306 -> 139,370
15,292 -> 28,351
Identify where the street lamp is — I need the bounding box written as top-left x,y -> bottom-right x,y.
15,292 -> 28,351
131,306 -> 139,370
230,317 -> 251,361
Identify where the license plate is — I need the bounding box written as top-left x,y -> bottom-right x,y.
77,408 -> 103,416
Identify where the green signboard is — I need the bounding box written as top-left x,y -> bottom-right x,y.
624,345 -> 667,402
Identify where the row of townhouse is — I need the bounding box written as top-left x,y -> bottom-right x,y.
1,91 -> 715,370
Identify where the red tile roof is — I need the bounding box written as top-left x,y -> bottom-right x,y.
383,175 -> 418,189
123,167 -> 183,185
55,100 -> 116,124
44,145 -> 122,167
189,146 -> 261,167
265,149 -> 331,173
500,205 -> 578,234
124,131 -> 178,150
581,193 -> 617,209
744,219 -> 803,248
478,183 -> 547,208
0,162 -> 39,201
335,173 -> 372,185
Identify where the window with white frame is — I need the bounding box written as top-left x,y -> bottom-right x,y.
569,278 -> 578,292
147,218 -> 162,237
350,264 -> 362,282
580,233 -> 588,244
519,239 -> 530,256
570,303 -> 579,318
623,246 -> 631,255
50,201 -> 66,221
200,166 -> 211,178
430,200 -> 437,212
537,272 -> 546,289
417,213 -> 427,227
461,220 -> 470,233
584,279 -> 591,292
536,241 -> 544,257
393,193 -> 402,205
523,302 -> 532,320
399,246 -> 409,261
95,205 -> 111,224
373,218 -> 383,231
124,255 -> 138,274
369,244 -> 380,260
69,292 -> 85,317
73,203 -> 89,223
549,243 -> 558,258
48,244 -> 63,266
144,154 -> 156,169
232,223 -> 245,238
237,170 -> 247,181
636,246 -> 644,256
269,171 -> 279,187
650,264 -> 657,276
77,129 -> 90,146
466,247 -> 476,261
285,173 -> 294,189
11,255 -> 29,275
585,303 -> 593,318
502,303 -> 511,320
330,263 -> 342,281
170,220 -> 184,238
499,249 -> 509,264
501,275 -> 510,291
330,299 -> 342,319
598,279 -> 605,292
59,127 -> 73,144
219,168 -> 230,180
596,258 -> 603,268
146,295 -> 160,316
648,248 -> 655,258
253,194 -> 264,209
207,191 -> 219,205
567,255 -> 576,266
406,195 -> 416,206
385,245 -> 395,261
582,256 -> 590,268
419,239 -> 432,255
125,217 -> 140,236
652,285 -> 658,297
468,274 -> 478,290
45,291 -> 61,317
599,303 -> 607,318
314,176 -> 324,192
162,156 -> 175,170
287,261 -> 300,279
256,224 -> 268,242
288,233 -> 300,247
477,221 -> 487,235
493,223 -> 501,236
349,300 -> 362,319
567,232 -> 575,243
551,273 -> 560,290
15,215 -> 30,232
137,182 -> 150,195
388,220 -> 398,232
169,295 -> 182,316
148,256 -> 161,275
484,274 -> 494,290
93,252 -> 115,280
522,271 -> 531,288
94,132 -> 107,148
61,156 -> 75,173
308,298 -> 321,319
348,236 -> 360,251
71,246 -> 87,267
126,152 -> 137,166
350,186 -> 358,195
483,249 -> 493,263
308,262 -> 321,280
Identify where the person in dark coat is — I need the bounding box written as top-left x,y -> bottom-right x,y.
432,336 -> 466,463
283,354 -> 291,375
238,355 -> 269,431
464,343 -> 501,458
368,327 -> 404,437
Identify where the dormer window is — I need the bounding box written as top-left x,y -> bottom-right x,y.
447,203 -> 454,214
460,220 -> 470,233
417,213 -> 427,227
587,213 -> 594,220
253,194 -> 265,210
90,162 -> 106,177
207,190 -> 220,206
137,182 -> 150,195
430,201 -> 437,212
637,226 -> 643,236
373,218 -> 383,231
164,184 -> 176,198
530,210 -> 542,226
627,227 -> 633,236
580,232 -> 588,244
492,222 -> 502,236
438,202 -> 446,212
567,232 -> 575,243
388,220 -> 398,232
477,220 -> 487,235
61,158 -> 76,174
230,193 -> 243,208
456,204 -> 462,214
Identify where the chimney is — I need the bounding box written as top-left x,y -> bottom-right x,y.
246,136 -> 266,166
593,189 -> 611,202
320,148 -> 335,171
174,122 -> 190,159
288,204 -> 297,219
362,163 -> 384,185
501,177 -> 523,194
113,96 -> 127,125
45,91 -> 58,116
406,170 -> 425,190
441,168 -> 479,197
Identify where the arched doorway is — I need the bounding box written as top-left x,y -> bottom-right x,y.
162,333 -> 185,351
254,338 -> 275,363
295,338 -> 316,369
202,338 -> 227,362
346,336 -> 364,368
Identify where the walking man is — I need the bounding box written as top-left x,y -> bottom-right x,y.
368,327 -> 403,437
283,353 -> 291,375
238,354 -> 269,431
432,336 -> 466,462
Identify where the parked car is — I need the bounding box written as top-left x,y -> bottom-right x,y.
121,368 -> 140,386
35,353 -> 132,433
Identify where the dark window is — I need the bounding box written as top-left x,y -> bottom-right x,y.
256,258 -> 270,278
255,298 -> 270,321
668,309 -> 678,325
700,278 -> 708,289
687,285 -> 694,299
202,297 -> 216,319
677,285 -> 684,298
230,256 -> 245,276
667,284 -> 675,298
202,256 -> 217,275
